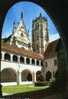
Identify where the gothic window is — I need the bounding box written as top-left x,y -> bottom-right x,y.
53,71 -> 55,77
54,59 -> 57,66
13,55 -> 18,62
36,23 -> 39,30
26,58 -> 30,64
20,56 -> 24,63
32,59 -> 35,65
4,53 -> 10,61
46,71 -> 52,81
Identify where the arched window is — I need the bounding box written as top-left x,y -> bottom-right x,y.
46,71 -> 52,81
36,71 -> 44,81
54,59 -> 57,66
20,56 -> 24,63
32,59 -> 35,65
37,60 -> 39,65
13,55 -> 18,62
4,53 -> 10,61
26,58 -> 30,64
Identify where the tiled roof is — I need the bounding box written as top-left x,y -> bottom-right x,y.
44,39 -> 60,59
1,42 -> 43,60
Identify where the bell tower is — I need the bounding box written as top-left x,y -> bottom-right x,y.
32,13 -> 49,54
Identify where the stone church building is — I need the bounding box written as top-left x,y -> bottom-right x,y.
1,12 -> 65,86
1,13 -> 44,86
32,13 -> 49,54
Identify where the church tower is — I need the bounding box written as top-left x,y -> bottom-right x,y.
32,13 -> 49,54
10,12 -> 31,50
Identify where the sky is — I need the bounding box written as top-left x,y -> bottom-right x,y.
2,1 -> 60,42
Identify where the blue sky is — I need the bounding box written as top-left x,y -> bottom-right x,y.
2,1 -> 60,42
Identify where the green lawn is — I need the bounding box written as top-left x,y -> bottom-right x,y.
2,84 -> 49,95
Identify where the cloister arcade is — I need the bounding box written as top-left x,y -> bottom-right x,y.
0,51 -> 42,86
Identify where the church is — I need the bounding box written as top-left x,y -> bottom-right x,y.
1,12 -> 64,86
1,12 -> 44,86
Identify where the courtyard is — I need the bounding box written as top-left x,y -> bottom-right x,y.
2,84 -> 49,96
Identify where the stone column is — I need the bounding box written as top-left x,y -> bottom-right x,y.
2,51 -> 5,60
32,71 -> 36,82
11,54 -> 13,62
35,59 -> 37,66
24,57 -> 26,64
51,71 -> 54,81
17,70 -> 21,85
39,60 -> 41,66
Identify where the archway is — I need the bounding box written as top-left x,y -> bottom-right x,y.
36,71 -> 44,81
1,68 -> 16,82
21,70 -> 32,81
13,55 -> 18,62
26,58 -> 30,64
46,71 -> 52,81
4,53 -> 10,61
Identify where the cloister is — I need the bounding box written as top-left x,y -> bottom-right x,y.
1,51 -> 42,86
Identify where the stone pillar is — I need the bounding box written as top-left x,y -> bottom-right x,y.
11,54 -> 13,62
2,51 -> 5,60
39,60 -> 41,66
35,59 -> 37,66
17,70 -> 21,85
32,71 -> 36,82
18,56 -> 20,63
51,71 -> 55,81
24,57 -> 26,64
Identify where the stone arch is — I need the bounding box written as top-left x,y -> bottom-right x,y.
32,59 -> 35,65
46,71 -> 52,81
1,68 -> 16,82
36,71 -> 44,81
21,69 -> 32,81
26,57 -> 30,64
20,56 -> 24,63
4,53 -> 10,61
13,55 -> 18,62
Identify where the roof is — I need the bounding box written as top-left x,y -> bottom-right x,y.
44,39 -> 60,59
1,42 -> 43,60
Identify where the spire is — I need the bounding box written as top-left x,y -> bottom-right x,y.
39,13 -> 42,17
12,21 -> 16,33
27,29 -> 29,37
21,12 -> 23,19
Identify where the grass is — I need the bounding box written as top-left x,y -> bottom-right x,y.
2,84 -> 49,95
